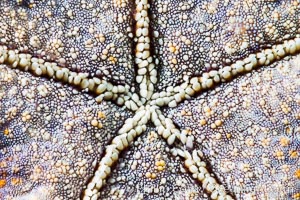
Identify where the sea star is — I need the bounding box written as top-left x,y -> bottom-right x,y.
0,0 -> 299,200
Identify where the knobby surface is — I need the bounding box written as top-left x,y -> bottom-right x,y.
0,0 -> 299,200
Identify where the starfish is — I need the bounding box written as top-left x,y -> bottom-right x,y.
0,0 -> 299,200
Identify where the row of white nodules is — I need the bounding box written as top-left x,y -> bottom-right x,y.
82,103 -> 231,200
180,150 -> 233,200
135,0 -> 157,100
82,105 -> 182,199
83,106 -> 151,200
152,107 -> 196,149
0,46 -> 135,106
150,37 -> 300,108
0,36 -> 299,111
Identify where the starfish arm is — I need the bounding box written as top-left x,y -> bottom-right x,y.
164,57 -> 300,199
178,149 -> 234,200
83,106 -> 151,199
150,37 -> 300,108
134,0 -> 158,100
0,45 -> 134,106
0,0 -> 299,199
0,63 -> 132,199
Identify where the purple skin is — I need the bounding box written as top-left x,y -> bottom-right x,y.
0,0 -> 299,199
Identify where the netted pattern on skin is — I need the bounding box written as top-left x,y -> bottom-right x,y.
0,0 -> 136,85
151,0 -> 300,91
165,55 -> 300,199
0,64 -> 132,199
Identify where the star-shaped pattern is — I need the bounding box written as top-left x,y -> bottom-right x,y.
0,0 -> 299,200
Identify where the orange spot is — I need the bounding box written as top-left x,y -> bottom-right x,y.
151,173 -> 157,179
290,150 -> 298,158
0,161 -> 8,168
274,150 -> 284,159
169,46 -> 176,53
295,169 -> 300,179
279,137 -> 290,146
199,119 -> 207,126
155,160 -> 166,171
3,128 -> 9,135
157,166 -> 164,171
97,111 -> 106,119
11,177 -> 22,186
0,179 -> 6,188
109,56 -> 117,64
293,193 -> 300,199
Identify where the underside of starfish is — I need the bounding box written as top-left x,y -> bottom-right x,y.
0,0 -> 299,200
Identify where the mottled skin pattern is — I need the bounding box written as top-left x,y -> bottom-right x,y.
0,0 -> 299,200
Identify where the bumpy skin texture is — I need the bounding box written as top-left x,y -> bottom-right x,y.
152,0 -> 300,90
0,0 -> 299,200
0,66 -> 132,199
98,59 -> 300,200
166,59 -> 300,199
0,0 -> 136,85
